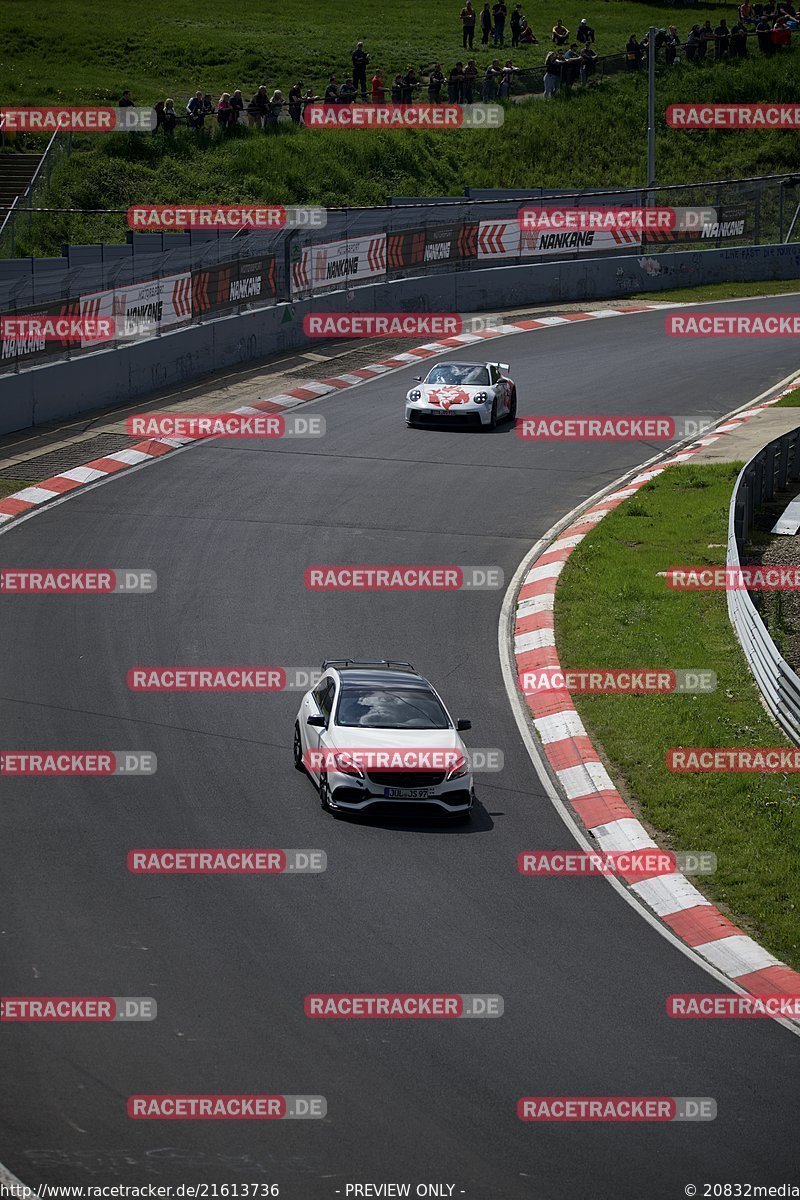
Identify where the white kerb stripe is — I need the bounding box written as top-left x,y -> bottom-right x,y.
534,709 -> 586,745
8,486 -> 61,504
56,466 -> 108,484
532,316 -> 570,326
107,449 -> 153,465
524,560 -> 565,584
549,533 -> 586,554
693,934 -> 780,978
514,627 -> 556,653
556,760 -> 616,800
630,873 -> 711,917
592,818 -> 658,853
517,594 -> 555,617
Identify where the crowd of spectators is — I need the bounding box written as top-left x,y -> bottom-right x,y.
123,0 -> 796,132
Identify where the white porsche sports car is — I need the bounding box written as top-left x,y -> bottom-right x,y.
405,361 -> 517,429
293,660 -> 474,820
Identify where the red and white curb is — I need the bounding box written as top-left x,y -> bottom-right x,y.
512,378 -> 800,1010
0,306 -> 661,529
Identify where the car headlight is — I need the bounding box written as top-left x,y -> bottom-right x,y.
333,752 -> 364,779
473,392 -> 489,404
446,753 -> 469,780
408,389 -> 421,402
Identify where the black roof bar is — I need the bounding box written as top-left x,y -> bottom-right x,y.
321,659 -> 416,672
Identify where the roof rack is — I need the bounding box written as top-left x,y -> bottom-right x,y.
321,659 -> 416,672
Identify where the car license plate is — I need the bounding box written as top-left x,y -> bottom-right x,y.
383,787 -> 434,799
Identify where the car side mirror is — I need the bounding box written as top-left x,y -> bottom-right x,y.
414,376 -> 422,382
307,714 -> 326,727
456,719 -> 471,731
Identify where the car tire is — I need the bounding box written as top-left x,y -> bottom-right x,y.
508,388 -> 517,422
319,770 -> 335,814
484,398 -> 498,431
293,722 -> 305,772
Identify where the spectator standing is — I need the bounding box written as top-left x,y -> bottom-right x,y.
739,0 -> 756,23
448,61 -> 465,101
216,92 -> 234,131
499,58 -> 519,95
391,74 -> 404,101
119,89 -> 134,107
371,68 -> 386,101
664,25 -> 680,64
231,89 -> 244,123
626,33 -> 642,67
402,66 -> 418,102
338,79 -> 355,105
186,90 -> 205,128
428,63 -> 445,100
247,85 -> 268,126
730,21 -> 749,53
267,89 -> 284,124
562,43 -> 580,84
481,2 -> 493,43
511,5 -> 523,46
163,98 -> 178,133
324,76 -> 338,102
152,100 -> 164,135
483,58 -> 501,96
756,16 -> 773,50
714,17 -> 730,56
685,24 -> 700,60
543,48 -> 560,95
698,20 -> 714,57
492,0 -> 507,44
352,41 -> 370,100
288,82 -> 303,123
552,19 -> 570,44
579,41 -> 598,79
461,2 -> 477,48
464,58 -> 479,100
576,18 -> 595,42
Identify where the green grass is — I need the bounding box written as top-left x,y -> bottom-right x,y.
555,462 -> 800,970
0,479 -> 34,499
773,386 -> 800,406
631,279 -> 800,302
5,0 -> 800,254
2,0 -> 733,103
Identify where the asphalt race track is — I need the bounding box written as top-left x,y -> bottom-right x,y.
2,299 -> 799,1199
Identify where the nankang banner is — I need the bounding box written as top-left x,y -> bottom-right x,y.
291,234 -> 387,296
192,256 -> 277,316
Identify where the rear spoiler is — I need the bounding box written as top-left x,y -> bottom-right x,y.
488,361 -> 510,370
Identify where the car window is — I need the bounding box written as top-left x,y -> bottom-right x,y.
312,677 -> 335,717
488,364 -> 500,384
425,364 -> 489,386
335,683 -> 450,729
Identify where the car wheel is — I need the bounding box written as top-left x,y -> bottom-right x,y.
319,770 -> 335,813
293,722 -> 305,772
484,398 -> 498,431
508,388 -> 517,422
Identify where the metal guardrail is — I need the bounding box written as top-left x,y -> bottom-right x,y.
728,424 -> 800,743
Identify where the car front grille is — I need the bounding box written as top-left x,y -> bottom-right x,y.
366,770 -> 447,787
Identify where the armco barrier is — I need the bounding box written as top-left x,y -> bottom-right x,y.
1,240 -> 800,437
728,426 -> 800,744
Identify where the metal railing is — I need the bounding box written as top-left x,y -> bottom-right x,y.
0,130 -> 73,257
728,425 -> 800,744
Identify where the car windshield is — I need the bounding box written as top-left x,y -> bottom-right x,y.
424,363 -> 490,386
335,684 -> 451,729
